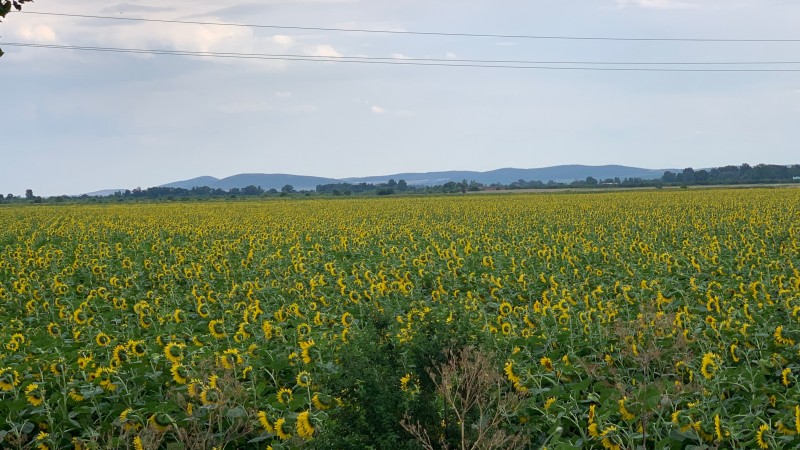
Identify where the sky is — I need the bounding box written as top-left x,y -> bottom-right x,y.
1,0 -> 799,196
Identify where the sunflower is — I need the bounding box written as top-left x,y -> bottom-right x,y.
120,408 -> 142,432
618,397 -> 635,421
164,343 -> 185,364
95,332 -> 111,347
756,423 -> 770,449
200,386 -> 221,406
95,367 -> 118,391
312,393 -> 333,410
35,431 -> 49,450
277,387 -> 293,405
219,348 -> 242,370
209,319 -> 226,339
540,357 -> 554,372
296,371 -> 311,388
700,352 -> 720,380
187,379 -> 202,398
111,345 -> 129,366
68,389 -> 85,402
138,315 -> 153,329
274,418 -> 292,440
77,355 -> 94,371
341,312 -> 353,327
133,436 -> 144,450
296,323 -> 312,337
128,340 -> 147,357
49,362 -> 66,376
148,413 -> 172,433
296,410 -> 315,439
170,363 -> 188,384
262,320 -> 275,339
300,340 -> 315,364
503,361 -> 520,384
795,405 -> 800,434
173,309 -> 185,323
0,367 -> 20,391
73,308 -> 89,325
25,383 -> 44,406
257,410 -> 274,433
46,323 -> 60,337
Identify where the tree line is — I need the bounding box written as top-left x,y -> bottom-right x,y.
3,164 -> 799,204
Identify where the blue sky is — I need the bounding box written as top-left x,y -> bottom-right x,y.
1,0 -> 799,196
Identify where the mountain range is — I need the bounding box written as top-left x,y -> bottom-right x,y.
151,165 -> 671,192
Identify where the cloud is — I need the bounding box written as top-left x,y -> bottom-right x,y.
307,45 -> 342,57
616,0 -> 700,9
271,35 -> 294,46
275,91 -> 293,98
445,52 -> 457,59
391,53 -> 410,59
99,3 -> 175,14
370,105 -> 414,117
15,24 -> 58,43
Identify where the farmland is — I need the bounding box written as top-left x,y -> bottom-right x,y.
1,188 -> 799,449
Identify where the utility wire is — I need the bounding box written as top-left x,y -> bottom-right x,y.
5,41 -> 800,72
18,11 -> 800,43
4,42 -> 798,66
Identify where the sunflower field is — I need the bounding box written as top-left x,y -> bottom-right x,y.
1,188 -> 800,449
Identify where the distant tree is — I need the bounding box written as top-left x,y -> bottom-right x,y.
25,189 -> 33,199
281,184 -> 295,194
267,188 -> 278,194
0,0 -> 35,58
681,167 -> 696,183
6,193 -> 12,199
387,179 -> 397,188
397,179 -> 408,191
585,176 -> 598,186
242,185 -> 263,196
229,187 -> 241,195
661,171 -> 676,183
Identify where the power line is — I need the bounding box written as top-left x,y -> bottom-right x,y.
18,11 -> 800,43
5,41 -> 800,72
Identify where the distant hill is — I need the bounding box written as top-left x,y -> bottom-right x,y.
161,173 -> 339,191
160,176 -> 220,189
154,165 -> 672,191
345,165 -> 670,186
81,189 -> 128,197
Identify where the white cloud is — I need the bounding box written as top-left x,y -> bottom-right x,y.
15,24 -> 58,43
271,35 -> 294,46
616,0 -> 700,9
370,105 -> 414,117
307,45 -> 342,58
275,91 -> 293,98
391,53 -> 410,59
445,52 -> 457,59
